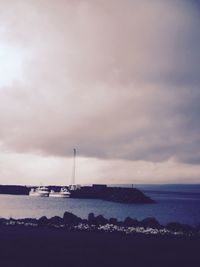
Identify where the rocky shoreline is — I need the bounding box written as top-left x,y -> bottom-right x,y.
1,211 -> 200,238
0,212 -> 200,267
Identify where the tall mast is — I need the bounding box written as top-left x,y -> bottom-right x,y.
72,148 -> 76,185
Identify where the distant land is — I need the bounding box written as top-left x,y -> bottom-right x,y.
0,185 -> 60,195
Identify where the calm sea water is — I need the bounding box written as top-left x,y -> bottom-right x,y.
0,184 -> 200,226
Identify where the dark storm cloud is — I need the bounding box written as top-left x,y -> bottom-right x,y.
0,0 -> 200,165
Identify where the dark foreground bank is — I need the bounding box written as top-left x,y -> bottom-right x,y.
0,212 -> 200,267
0,225 -> 199,267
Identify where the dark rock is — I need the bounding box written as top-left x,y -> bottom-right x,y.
88,213 -> 95,224
94,215 -> 108,225
166,222 -> 181,231
0,218 -> 7,225
166,222 -> 193,232
117,221 -> 124,226
124,217 -> 139,227
88,213 -> 108,225
81,219 -> 88,224
63,212 -> 81,225
195,224 -> 200,233
181,224 -> 194,232
18,218 -> 38,224
140,217 -> 160,228
109,218 -> 118,225
38,216 -> 48,226
49,216 -> 63,225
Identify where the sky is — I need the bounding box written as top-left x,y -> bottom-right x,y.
0,0 -> 200,185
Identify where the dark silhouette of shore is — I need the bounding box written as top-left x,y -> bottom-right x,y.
1,211 -> 199,235
0,212 -> 199,266
0,185 -> 29,195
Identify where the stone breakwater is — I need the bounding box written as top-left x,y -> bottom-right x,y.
1,212 -> 200,238
70,185 -> 155,204
0,185 -> 154,204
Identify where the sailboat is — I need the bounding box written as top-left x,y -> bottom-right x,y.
49,187 -> 70,198
49,148 -> 77,198
68,148 -> 80,191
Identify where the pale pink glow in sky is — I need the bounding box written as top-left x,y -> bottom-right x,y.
0,0 -> 199,185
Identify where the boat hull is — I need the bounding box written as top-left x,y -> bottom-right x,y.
29,186 -> 50,197
49,193 -> 70,198
29,192 -> 49,197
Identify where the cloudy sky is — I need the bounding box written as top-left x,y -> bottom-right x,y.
0,0 -> 200,185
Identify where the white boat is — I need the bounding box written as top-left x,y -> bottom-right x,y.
29,186 -> 49,197
29,149 -> 77,198
49,187 -> 70,198
68,184 -> 81,191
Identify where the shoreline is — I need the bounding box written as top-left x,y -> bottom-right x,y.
0,212 -> 199,266
1,211 -> 200,238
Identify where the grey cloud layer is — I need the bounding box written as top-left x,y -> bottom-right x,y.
0,0 -> 200,164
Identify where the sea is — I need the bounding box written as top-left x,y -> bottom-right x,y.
0,184 -> 200,226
